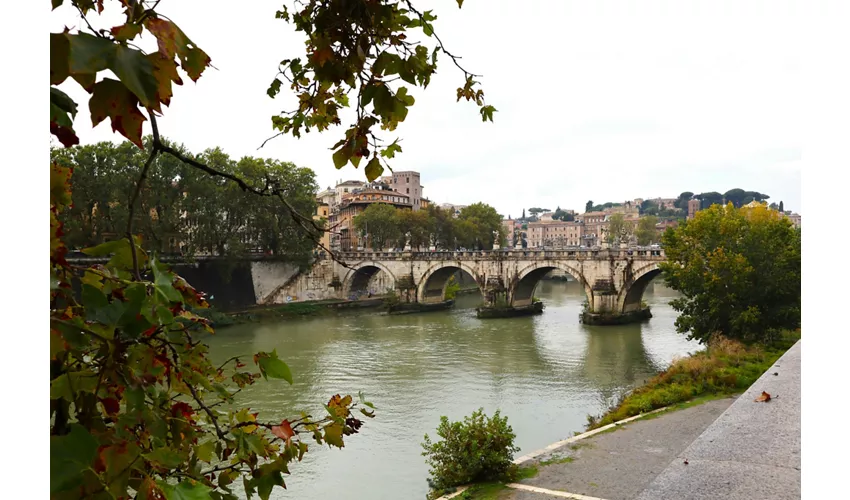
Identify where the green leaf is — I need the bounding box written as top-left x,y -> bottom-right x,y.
67,32 -> 116,75
358,390 -> 376,409
152,258 -> 182,303
82,239 -> 127,256
145,448 -> 185,469
50,33 -> 70,84
365,157 -> 383,182
323,423 -> 344,448
110,44 -> 159,107
457,0 -> 465,7
81,283 -> 108,309
51,424 -> 99,494
156,305 -> 175,324
93,299 -> 126,327
195,441 -> 216,462
380,140 -> 402,159
51,370 -> 99,401
267,78 -> 282,98
332,147 -> 349,170
157,480 -> 213,500
52,0 -> 64,10
50,87 -> 78,123
257,350 -> 293,384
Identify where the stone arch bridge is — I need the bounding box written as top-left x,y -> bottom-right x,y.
321,247 -> 665,323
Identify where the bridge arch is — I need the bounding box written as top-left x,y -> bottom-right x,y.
342,261 -> 397,299
510,262 -> 593,307
416,262 -> 483,304
617,262 -> 663,313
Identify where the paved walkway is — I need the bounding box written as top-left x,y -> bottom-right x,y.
635,340 -> 801,500
502,398 -> 735,500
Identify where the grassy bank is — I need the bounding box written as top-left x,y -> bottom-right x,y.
586,330 -> 801,430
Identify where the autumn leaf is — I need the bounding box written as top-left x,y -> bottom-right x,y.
89,78 -> 147,148
365,157 -> 383,182
111,23 -> 142,42
144,17 -> 211,82
323,423 -> 344,448
312,46 -> 334,67
271,419 -> 295,443
754,391 -> 771,402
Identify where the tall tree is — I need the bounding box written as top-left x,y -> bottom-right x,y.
635,215 -> 659,245
606,214 -> 629,244
779,200 -> 784,213
397,209 -> 434,250
429,205 -> 458,250
696,191 -> 723,209
585,200 -> 593,213
353,203 -> 402,250
660,204 -> 801,344
458,203 -> 503,250
674,191 -> 694,210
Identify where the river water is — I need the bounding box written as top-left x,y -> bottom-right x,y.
205,279 -> 696,499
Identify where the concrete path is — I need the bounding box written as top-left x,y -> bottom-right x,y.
635,340 -> 801,500
502,398 -> 735,500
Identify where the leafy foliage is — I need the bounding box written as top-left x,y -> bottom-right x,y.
353,203 -> 402,250
422,409 -> 520,493
268,0 -> 495,177
659,204 -> 801,344
606,213 -> 629,244
51,141 -> 319,264
49,2 -> 493,496
635,215 -> 659,246
51,163 -> 375,499
352,202 -> 505,251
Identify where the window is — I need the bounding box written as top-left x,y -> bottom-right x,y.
406,188 -> 409,194
344,188 -> 348,193
406,177 -> 410,183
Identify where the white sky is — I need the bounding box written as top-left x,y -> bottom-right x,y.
53,0 -> 802,217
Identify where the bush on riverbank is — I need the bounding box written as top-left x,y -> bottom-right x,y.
586,330 -> 800,430
422,409 -> 521,498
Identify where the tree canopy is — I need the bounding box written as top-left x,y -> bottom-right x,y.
635,215 -> 659,245
659,204 -> 801,344
52,140 -> 320,264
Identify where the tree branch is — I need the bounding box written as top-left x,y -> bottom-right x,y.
126,112 -> 162,280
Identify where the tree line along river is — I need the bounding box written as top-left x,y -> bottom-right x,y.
204,279 -> 695,499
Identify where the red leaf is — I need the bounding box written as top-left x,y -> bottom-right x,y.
88,78 -> 146,148
101,397 -> 120,415
754,391 -> 772,403
271,419 -> 295,442
171,402 -> 194,420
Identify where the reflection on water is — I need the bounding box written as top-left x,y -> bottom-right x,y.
205,279 -> 695,499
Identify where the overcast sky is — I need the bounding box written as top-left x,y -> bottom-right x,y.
54,0 -> 802,217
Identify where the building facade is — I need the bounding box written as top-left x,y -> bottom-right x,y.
526,221 -> 584,248
381,171 -> 424,211
687,198 -> 701,219
334,186 -> 412,251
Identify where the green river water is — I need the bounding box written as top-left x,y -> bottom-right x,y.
205,279 -> 696,499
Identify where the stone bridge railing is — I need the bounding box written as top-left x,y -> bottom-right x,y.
337,247 -> 665,261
